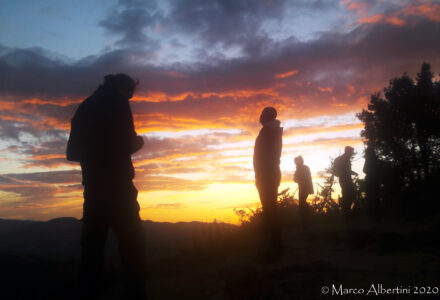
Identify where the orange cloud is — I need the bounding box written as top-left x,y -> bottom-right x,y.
317,86 -> 334,92
284,123 -> 363,138
358,14 -> 405,26
341,0 -> 369,16
28,154 -> 65,160
132,91 -> 196,102
346,84 -> 356,95
352,1 -> 440,26
284,136 -> 363,149
275,70 -> 299,79
133,88 -> 279,103
22,97 -> 82,106
401,2 -> 440,23
136,175 -> 211,192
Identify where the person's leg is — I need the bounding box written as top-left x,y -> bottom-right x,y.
259,184 -> 282,258
259,185 -> 273,241
111,183 -> 147,300
340,180 -> 353,216
346,181 -> 355,212
298,190 -> 309,229
80,188 -> 109,300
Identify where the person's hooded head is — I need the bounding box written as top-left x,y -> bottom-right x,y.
102,73 -> 138,99
344,146 -> 355,157
294,155 -> 304,167
259,107 -> 277,125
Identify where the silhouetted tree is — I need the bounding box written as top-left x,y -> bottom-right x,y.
357,62 -> 440,217
312,158 -> 339,213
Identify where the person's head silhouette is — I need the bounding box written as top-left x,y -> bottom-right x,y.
344,146 -> 355,157
259,106 -> 277,125
294,155 -> 304,167
103,73 -> 138,99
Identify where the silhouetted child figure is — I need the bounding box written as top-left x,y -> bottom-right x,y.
293,156 -> 313,228
333,146 -> 358,217
253,106 -> 283,259
67,74 -> 147,299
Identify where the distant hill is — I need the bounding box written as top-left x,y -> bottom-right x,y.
0,218 -> 237,260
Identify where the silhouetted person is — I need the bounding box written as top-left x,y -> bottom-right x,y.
293,156 -> 313,228
253,107 -> 283,258
67,74 -> 147,299
363,147 -> 382,220
333,146 -> 358,217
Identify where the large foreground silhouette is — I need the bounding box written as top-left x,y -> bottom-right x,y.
253,107 -> 283,258
67,74 -> 147,299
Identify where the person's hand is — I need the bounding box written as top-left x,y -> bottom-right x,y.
131,135 -> 144,153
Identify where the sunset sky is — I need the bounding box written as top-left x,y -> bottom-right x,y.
0,0 -> 439,223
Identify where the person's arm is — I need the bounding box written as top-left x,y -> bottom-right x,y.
253,134 -> 262,185
66,102 -> 85,162
126,102 -> 144,154
306,166 -> 312,182
350,162 -> 358,176
306,166 -> 314,194
293,169 -> 298,183
131,135 -> 144,154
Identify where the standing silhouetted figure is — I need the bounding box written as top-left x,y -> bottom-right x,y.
363,147 -> 382,220
67,74 -> 147,299
253,107 -> 283,258
293,156 -> 313,228
333,146 -> 358,217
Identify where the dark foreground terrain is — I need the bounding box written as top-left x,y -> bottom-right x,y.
0,216 -> 439,299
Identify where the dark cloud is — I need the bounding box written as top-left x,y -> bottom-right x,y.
1,17 -> 439,99
165,0 -> 285,51
4,136 -> 71,167
0,170 -> 83,211
1,170 -> 81,185
137,134 -> 221,160
0,119 -> 34,140
99,0 -> 163,48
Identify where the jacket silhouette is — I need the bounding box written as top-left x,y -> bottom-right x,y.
293,156 -> 313,228
67,80 -> 143,185
334,146 -> 358,216
67,74 -> 147,299
293,156 -> 314,196
254,123 -> 282,189
253,107 -> 283,257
